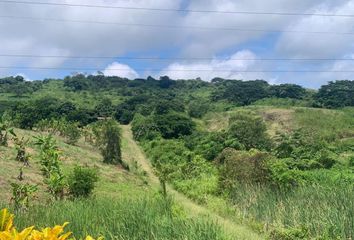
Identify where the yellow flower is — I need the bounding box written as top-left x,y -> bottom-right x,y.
0,226 -> 34,240
0,209 -> 14,232
28,223 -> 72,240
0,209 -> 102,240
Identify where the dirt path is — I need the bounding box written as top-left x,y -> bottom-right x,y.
121,125 -> 263,240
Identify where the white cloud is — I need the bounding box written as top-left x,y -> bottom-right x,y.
0,0 -> 353,87
276,0 -> 354,58
160,50 -> 268,81
102,62 -> 139,79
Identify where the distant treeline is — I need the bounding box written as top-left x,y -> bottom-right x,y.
0,75 -> 353,129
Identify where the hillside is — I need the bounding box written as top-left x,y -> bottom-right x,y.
0,76 -> 353,239
0,125 -> 263,240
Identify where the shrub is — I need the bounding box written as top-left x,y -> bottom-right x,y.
215,149 -> 271,192
228,112 -> 272,151
269,226 -> 309,240
67,166 -> 99,198
266,159 -> 306,189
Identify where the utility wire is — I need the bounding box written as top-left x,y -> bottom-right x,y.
0,66 -> 353,73
1,15 -> 354,35
0,53 -> 354,62
0,0 -> 353,18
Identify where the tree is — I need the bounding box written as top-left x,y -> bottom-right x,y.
154,113 -> 195,139
96,120 -> 123,165
269,84 -> 306,99
95,98 -> 114,118
228,112 -> 272,150
211,80 -> 270,105
316,80 -> 354,108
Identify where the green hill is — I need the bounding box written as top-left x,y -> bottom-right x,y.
0,75 -> 353,239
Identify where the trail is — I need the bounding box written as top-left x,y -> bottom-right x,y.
121,125 -> 263,240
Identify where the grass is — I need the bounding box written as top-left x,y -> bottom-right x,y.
293,107 -> 354,142
5,196 -> 229,240
229,183 -> 354,239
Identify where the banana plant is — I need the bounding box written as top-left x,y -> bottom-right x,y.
0,120 -> 15,146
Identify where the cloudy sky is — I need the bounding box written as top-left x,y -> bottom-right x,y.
0,0 -> 354,88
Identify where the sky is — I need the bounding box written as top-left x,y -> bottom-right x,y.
0,0 -> 354,88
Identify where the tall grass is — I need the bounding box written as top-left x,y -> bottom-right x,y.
9,196 -> 228,240
229,183 -> 354,239
294,108 -> 354,142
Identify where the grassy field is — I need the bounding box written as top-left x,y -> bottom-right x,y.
9,196 -> 229,240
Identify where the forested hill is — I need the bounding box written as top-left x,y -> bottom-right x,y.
0,75 -> 353,129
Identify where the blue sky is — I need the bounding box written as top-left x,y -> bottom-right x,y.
0,0 -> 354,88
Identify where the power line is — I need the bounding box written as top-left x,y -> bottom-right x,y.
0,66 -> 353,73
0,0 -> 353,18
1,15 -> 354,35
0,53 -> 354,62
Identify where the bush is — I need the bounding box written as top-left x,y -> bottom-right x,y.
266,159 -> 305,189
228,112 -> 272,151
216,149 -> 271,191
68,166 -> 99,198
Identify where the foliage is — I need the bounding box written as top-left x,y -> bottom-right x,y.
144,139 -> 218,202
0,119 -> 14,146
266,159 -> 306,188
34,135 -> 62,178
269,226 -> 309,240
13,137 -> 31,167
10,97 -> 95,129
316,80 -> 354,108
131,114 -> 160,141
215,149 -> 271,191
95,120 -> 123,166
154,112 -> 195,139
228,112 -> 272,150
274,130 -> 337,170
187,101 -> 209,118
211,80 -> 270,105
44,172 -> 66,201
67,166 -> 99,198
268,84 -> 307,99
33,135 -> 66,200
184,131 -> 243,161
10,183 -> 38,211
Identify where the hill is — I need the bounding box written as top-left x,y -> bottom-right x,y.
0,75 -> 353,239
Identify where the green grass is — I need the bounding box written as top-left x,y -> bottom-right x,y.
229,183 -> 354,239
293,107 -> 354,142
7,196 -> 228,240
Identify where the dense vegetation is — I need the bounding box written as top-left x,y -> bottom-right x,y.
0,74 -> 353,239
